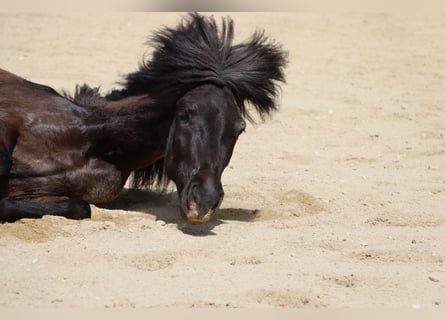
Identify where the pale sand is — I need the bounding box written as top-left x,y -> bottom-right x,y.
0,12 -> 444,308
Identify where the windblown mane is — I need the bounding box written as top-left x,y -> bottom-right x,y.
72,13 -> 288,190
63,84 -> 106,106
108,13 -> 288,120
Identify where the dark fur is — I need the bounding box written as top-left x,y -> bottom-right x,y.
108,13 -> 288,188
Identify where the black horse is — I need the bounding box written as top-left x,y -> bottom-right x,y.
0,13 -> 287,224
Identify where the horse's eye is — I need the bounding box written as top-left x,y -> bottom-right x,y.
177,111 -> 190,124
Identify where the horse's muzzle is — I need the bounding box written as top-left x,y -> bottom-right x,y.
179,178 -> 224,224
183,203 -> 214,225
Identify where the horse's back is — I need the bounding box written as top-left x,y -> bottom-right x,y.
0,68 -> 58,97
0,68 -> 25,85
0,68 -> 91,124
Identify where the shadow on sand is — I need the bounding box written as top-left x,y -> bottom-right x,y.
97,188 -> 259,236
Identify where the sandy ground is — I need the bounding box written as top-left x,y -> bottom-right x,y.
0,12 -> 444,308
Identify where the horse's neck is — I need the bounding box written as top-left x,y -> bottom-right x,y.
90,94 -> 155,114
85,95 -> 173,170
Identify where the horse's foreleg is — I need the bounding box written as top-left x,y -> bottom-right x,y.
0,198 -> 91,223
0,151 -> 12,176
0,147 -> 12,198
0,125 -> 17,177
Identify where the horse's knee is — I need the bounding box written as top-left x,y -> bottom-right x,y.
0,151 -> 12,176
0,198 -> 18,222
0,198 -> 12,211
66,199 -> 91,220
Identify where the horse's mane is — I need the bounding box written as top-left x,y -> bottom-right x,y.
108,13 -> 288,121
67,13 -> 288,190
63,84 -> 106,107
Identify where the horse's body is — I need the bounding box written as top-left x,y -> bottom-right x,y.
0,13 -> 287,224
0,68 -> 169,220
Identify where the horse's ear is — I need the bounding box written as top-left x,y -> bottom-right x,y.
228,30 -> 288,121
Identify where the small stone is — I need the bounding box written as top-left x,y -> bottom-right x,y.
428,276 -> 440,282
360,241 -> 368,247
411,240 -> 417,244
156,220 -> 166,226
51,299 -> 64,304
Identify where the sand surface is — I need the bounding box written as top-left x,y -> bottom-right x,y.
0,12 -> 444,308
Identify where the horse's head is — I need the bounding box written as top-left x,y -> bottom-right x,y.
164,84 -> 246,224
120,13 -> 287,224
